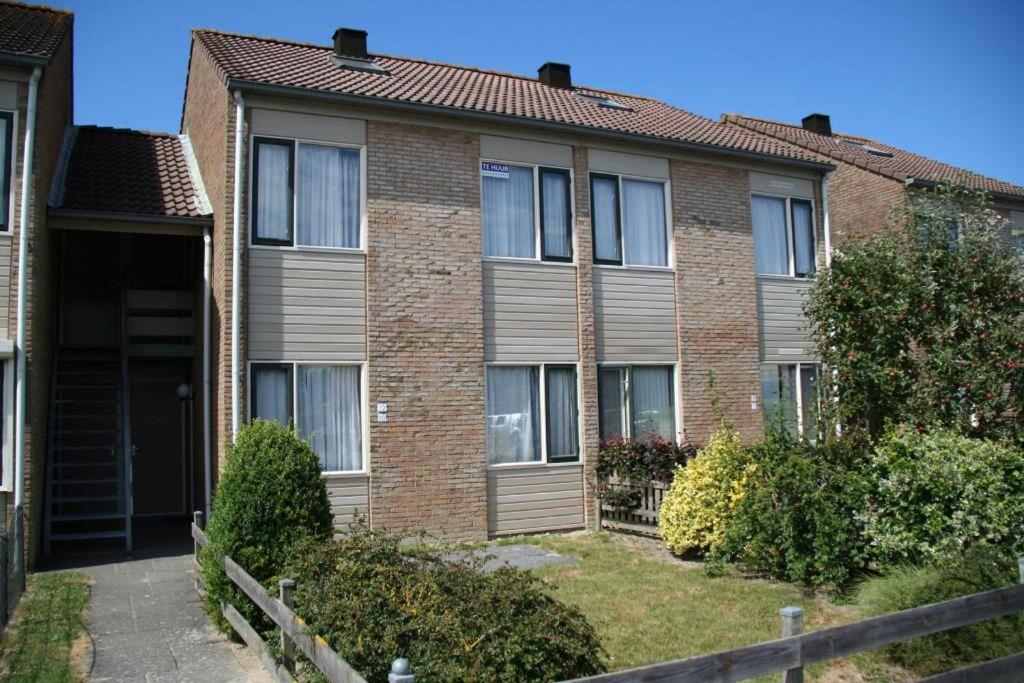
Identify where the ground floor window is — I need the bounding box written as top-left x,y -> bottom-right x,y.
486,363 -> 579,465
761,362 -> 820,439
598,364 -> 676,442
250,362 -> 364,472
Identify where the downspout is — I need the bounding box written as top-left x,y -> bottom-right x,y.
13,66 -> 42,578
202,228 -> 212,520
821,171 -> 833,266
230,91 -> 244,439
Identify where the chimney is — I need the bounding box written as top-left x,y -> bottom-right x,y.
333,28 -> 368,59
538,62 -> 572,89
801,113 -> 832,137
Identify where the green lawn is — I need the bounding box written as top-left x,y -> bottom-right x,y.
0,572 -> 91,682
497,533 -> 910,682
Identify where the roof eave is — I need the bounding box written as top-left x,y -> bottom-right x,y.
0,50 -> 48,68
905,178 -> 1024,205
228,79 -> 836,174
48,208 -> 213,226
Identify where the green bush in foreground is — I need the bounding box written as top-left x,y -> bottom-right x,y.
279,528 -> 606,683
864,426 -> 1024,569
856,546 -> 1024,675
201,419 -> 333,634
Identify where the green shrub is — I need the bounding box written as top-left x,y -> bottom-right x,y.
659,429 -> 753,556
200,420 -> 333,634
856,545 -> 1024,675
596,435 -> 696,484
864,427 -> 1024,568
278,527 -> 606,682
717,430 -> 872,589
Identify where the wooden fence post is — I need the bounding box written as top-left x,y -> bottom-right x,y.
193,511 -> 203,593
780,606 -> 804,683
389,657 -> 414,683
279,579 -> 296,672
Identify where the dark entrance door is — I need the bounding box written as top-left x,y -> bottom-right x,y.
130,358 -> 190,516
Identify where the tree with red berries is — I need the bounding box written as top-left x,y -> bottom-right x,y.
806,183 -> 1024,440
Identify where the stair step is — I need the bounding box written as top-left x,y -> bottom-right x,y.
58,414 -> 117,420
52,445 -> 116,451
55,429 -> 117,435
52,462 -> 118,468
56,399 -> 117,404
49,530 -> 128,541
52,495 -> 122,503
51,513 -> 126,522
53,477 -> 121,485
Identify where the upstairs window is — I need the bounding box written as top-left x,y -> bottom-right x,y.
1013,211 -> 1024,254
482,162 -> 573,262
0,112 -> 12,232
252,137 -> 362,249
751,194 -> 815,277
598,364 -> 675,442
591,173 -> 668,267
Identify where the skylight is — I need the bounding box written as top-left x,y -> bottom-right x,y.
576,92 -> 632,111
840,139 -> 894,158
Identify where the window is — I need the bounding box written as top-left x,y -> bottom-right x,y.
252,137 -> 362,249
486,364 -> 579,465
597,365 -> 675,442
751,195 -> 816,277
482,162 -> 573,261
761,363 -> 820,439
1011,211 -> 1024,254
250,362 -> 364,472
0,361 -> 9,492
591,174 -> 668,267
0,112 -> 12,232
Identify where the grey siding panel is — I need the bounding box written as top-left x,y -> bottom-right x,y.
325,475 -> 368,530
487,465 -> 585,535
483,261 -> 579,363
757,276 -> 817,362
594,267 -> 677,363
0,237 -> 10,339
248,249 -> 366,361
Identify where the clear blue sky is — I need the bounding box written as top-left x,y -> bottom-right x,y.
53,0 -> 1024,186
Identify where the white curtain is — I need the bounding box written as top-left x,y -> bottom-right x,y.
623,179 -> 667,266
592,176 -> 621,262
298,144 -> 360,248
483,165 -> 535,258
541,171 -> 572,259
486,366 -> 540,464
256,142 -> 291,241
546,367 -> 578,460
631,366 -> 674,440
792,201 -> 815,276
254,365 -> 291,426
752,195 -> 789,275
297,365 -> 362,471
598,367 -> 626,440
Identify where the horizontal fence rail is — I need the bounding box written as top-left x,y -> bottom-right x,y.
599,477 -> 667,537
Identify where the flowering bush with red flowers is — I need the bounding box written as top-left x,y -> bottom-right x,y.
596,435 -> 697,485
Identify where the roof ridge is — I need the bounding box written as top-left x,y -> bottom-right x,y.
191,27 -> 659,102
76,124 -> 178,139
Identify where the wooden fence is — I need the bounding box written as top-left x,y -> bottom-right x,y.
191,513 -> 413,683
562,557 -> 1024,682
598,476 -> 667,537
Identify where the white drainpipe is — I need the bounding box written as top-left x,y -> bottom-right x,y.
13,65 -> 41,576
202,228 -> 212,520
821,170 -> 833,266
230,91 -> 244,439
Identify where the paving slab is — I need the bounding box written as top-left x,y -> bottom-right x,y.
445,544 -> 579,572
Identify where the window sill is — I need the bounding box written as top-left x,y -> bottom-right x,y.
321,470 -> 369,479
250,243 -> 366,256
756,273 -> 816,282
483,256 -> 576,267
486,460 -> 583,471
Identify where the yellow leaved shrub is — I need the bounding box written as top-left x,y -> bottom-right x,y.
658,428 -> 756,556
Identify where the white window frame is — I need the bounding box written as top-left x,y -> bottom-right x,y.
248,134 -> 368,253
597,362 -> 681,443
0,358 -> 13,492
246,360 -> 368,475
590,171 -> 674,271
479,158 -> 576,265
761,361 -> 820,436
484,361 -> 582,469
751,192 -> 817,279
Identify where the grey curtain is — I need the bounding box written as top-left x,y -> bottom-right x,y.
253,366 -> 290,426
592,176 -> 621,262
792,201 -> 815,276
297,365 -> 363,471
486,366 -> 540,464
483,165 -> 535,258
598,367 -> 626,440
541,171 -> 572,259
546,367 -> 578,460
297,144 -> 361,248
631,366 -> 674,440
256,143 -> 291,241
623,179 -> 667,266
752,195 -> 789,275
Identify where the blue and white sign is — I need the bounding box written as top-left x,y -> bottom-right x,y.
481,162 -> 510,179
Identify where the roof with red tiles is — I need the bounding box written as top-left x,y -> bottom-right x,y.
51,126 -> 211,220
190,29 -> 830,168
0,1 -> 71,61
723,113 -> 1024,199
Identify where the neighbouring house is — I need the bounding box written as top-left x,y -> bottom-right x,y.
723,113 -> 1024,246
15,1 -> 969,575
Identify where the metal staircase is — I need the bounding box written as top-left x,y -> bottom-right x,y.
43,347 -> 131,554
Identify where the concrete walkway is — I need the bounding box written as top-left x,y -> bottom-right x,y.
80,552 -> 270,682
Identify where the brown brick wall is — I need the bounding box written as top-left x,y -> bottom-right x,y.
671,159 -> 763,444
825,162 -> 906,245
365,120 -> 487,539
